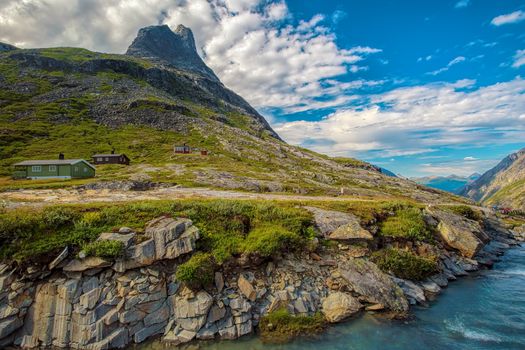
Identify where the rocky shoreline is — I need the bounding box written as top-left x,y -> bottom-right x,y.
0,207 -> 523,349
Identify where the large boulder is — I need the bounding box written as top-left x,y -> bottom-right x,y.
305,207 -> 373,241
338,259 -> 409,312
322,292 -> 362,323
427,209 -> 484,258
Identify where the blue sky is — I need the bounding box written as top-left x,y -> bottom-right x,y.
270,0 -> 525,177
1,0 -> 524,177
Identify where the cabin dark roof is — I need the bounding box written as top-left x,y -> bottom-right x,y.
92,154 -> 127,157
14,159 -> 96,170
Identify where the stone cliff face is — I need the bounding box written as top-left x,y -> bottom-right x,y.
460,148 -> 525,210
126,25 -> 219,82
0,209 -> 522,349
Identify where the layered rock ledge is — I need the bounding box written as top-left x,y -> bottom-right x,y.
0,211 -> 522,349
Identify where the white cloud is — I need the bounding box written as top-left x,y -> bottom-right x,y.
491,10 -> 525,26
513,49 -> 525,68
274,78 -> 525,159
427,56 -> 466,75
455,0 -> 470,9
463,156 -> 478,161
0,0 -> 381,113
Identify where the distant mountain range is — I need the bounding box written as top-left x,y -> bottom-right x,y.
411,173 -> 480,194
460,148 -> 525,211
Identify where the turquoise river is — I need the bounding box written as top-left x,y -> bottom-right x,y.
137,245 -> 525,350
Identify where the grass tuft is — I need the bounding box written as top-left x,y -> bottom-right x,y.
259,308 -> 326,343
371,248 -> 438,281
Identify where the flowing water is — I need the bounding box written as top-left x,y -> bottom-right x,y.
137,246 -> 525,350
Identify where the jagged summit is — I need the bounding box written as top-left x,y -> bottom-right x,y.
126,24 -> 219,82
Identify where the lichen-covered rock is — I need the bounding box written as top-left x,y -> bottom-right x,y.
428,208 -> 484,258
305,206 -> 373,241
322,292 -> 362,323
338,259 -> 409,312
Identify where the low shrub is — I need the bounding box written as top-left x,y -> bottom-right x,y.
371,248 -> 438,281
81,240 -> 124,259
380,207 -> 432,241
243,225 -> 303,257
259,308 -> 326,342
176,252 -> 215,288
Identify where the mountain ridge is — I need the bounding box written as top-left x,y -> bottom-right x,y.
460,147 -> 525,210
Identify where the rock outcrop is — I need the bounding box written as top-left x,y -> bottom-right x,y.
338,259 -> 409,312
428,208 -> 484,258
306,207 -> 373,241
0,213 -> 520,349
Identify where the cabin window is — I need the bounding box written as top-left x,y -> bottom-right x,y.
98,157 -> 103,162
32,165 -> 42,172
84,168 -> 88,173
105,157 -> 109,161
49,165 -> 56,172
74,166 -> 78,172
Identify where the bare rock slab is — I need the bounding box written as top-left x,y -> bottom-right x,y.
338,259 -> 408,312
305,206 -> 373,241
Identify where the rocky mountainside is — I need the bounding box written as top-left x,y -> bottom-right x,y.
460,148 -> 525,210
0,24 -> 466,203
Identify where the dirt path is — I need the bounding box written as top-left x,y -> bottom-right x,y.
0,186 -> 382,208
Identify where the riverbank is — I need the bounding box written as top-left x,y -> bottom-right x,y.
0,199 -> 523,349
150,245 -> 524,350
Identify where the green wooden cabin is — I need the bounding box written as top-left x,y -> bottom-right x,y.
13,159 -> 96,180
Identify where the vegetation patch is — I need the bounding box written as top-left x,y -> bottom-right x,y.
0,200 -> 314,272
379,207 -> 433,242
175,252 -> 215,288
438,205 -> 482,222
259,308 -> 326,342
81,240 -> 124,259
372,248 -> 438,281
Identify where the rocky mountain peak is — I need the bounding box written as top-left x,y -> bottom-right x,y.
126,24 -> 219,82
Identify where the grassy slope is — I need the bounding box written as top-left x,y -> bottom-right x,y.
0,46 -> 469,209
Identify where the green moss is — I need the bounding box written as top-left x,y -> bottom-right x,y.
379,207 -> 432,241
259,308 -> 326,342
81,240 -> 124,259
175,252 -> 215,288
371,248 -> 438,281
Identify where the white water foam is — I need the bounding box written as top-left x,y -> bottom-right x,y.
444,318 -> 502,343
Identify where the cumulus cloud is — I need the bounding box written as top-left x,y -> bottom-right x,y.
427,56 -> 466,75
274,78 -> 525,159
513,49 -> 525,68
491,10 -> 525,26
0,0 -> 381,113
463,156 -> 478,161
